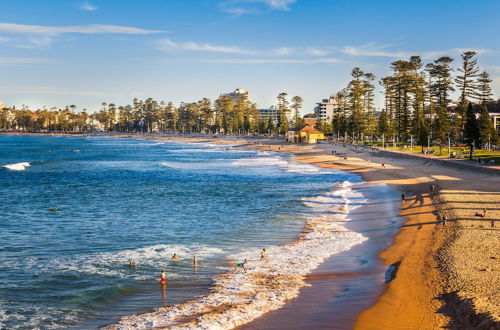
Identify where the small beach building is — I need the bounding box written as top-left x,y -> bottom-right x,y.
286,123 -> 325,144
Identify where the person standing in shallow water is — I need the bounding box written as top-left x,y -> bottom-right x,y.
160,270 -> 167,284
171,253 -> 179,262
192,254 -> 197,265
236,259 -> 247,273
261,248 -> 267,260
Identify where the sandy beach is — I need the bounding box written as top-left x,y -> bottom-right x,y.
242,139 -> 499,329
158,135 -> 499,328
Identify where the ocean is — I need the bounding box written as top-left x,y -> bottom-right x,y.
0,135 -> 366,329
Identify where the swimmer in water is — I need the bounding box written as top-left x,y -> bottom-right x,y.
129,261 -> 137,268
236,259 -> 247,273
260,248 -> 267,260
171,253 -> 179,262
160,270 -> 167,284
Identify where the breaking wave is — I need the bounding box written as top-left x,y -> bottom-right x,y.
107,182 -> 367,329
2,162 -> 31,171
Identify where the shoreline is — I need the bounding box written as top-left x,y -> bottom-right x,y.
241,182 -> 402,329
149,136 -> 499,328
3,133 -> 499,328
252,140 -> 499,328
101,137 -> 372,329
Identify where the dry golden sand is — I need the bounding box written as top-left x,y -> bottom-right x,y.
256,141 -> 499,329
138,136 -> 500,328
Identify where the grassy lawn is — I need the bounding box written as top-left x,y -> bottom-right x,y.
365,142 -> 500,165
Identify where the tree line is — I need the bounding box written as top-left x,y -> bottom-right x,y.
323,51 -> 498,154
0,93 -> 304,135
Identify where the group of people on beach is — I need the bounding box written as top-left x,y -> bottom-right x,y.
145,248 -> 269,284
430,184 -> 493,227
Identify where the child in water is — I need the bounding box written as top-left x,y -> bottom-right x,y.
171,253 -> 179,262
260,248 -> 267,260
160,270 -> 167,284
236,259 -> 247,273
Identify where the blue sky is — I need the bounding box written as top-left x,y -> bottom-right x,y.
1,0 -> 499,113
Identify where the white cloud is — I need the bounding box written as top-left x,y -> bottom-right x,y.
195,57 -> 345,64
314,58 -> 345,63
0,36 -> 9,43
0,23 -> 165,35
342,43 -> 411,58
307,48 -> 331,56
15,35 -> 54,49
341,43 -> 491,60
271,47 -> 293,55
156,38 -> 255,54
0,57 -> 55,66
259,0 -> 296,11
450,48 -> 489,55
220,0 -> 296,15
80,1 -> 97,11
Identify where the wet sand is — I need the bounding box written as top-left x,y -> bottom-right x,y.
243,183 -> 403,329
250,141 -> 499,329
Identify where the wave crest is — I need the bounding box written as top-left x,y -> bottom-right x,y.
106,183 -> 367,329
2,162 -> 30,171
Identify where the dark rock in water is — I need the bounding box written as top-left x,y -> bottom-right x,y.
47,208 -> 61,212
385,261 -> 401,282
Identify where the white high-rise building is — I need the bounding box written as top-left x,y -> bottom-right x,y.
226,88 -> 249,102
314,96 -> 338,121
257,106 -> 279,124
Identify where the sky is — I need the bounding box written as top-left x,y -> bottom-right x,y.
1,0 -> 500,114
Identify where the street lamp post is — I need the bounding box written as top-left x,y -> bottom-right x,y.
448,134 -> 451,158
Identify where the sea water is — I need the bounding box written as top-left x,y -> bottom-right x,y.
0,135 -> 364,329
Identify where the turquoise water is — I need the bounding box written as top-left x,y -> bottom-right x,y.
0,135 -> 361,329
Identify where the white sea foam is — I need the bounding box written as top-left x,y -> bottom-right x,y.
10,244 -> 225,282
166,146 -> 254,154
2,162 -> 31,171
107,182 -> 367,329
0,301 -> 80,330
232,156 -> 332,175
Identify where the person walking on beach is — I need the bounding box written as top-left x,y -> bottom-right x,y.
159,270 -> 167,284
236,259 -> 247,273
171,253 -> 179,262
475,208 -> 487,218
441,215 -> 447,226
261,249 -> 267,260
